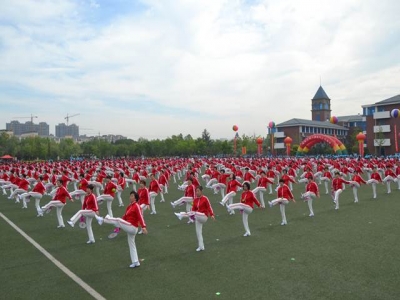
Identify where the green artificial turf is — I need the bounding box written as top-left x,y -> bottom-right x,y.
1,177 -> 400,300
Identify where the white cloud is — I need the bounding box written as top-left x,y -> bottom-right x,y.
0,0 -> 399,139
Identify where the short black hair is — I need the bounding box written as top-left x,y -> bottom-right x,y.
242,182 -> 250,190
130,191 -> 139,201
87,184 -> 94,190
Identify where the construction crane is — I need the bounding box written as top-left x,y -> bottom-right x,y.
12,114 -> 38,123
65,113 -> 80,126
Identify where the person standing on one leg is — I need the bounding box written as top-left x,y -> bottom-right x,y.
97,175 -> 118,218
350,171 -> 367,203
116,172 -> 126,207
383,167 -> 396,194
219,174 -> 242,215
228,182 -> 262,236
174,186 -> 215,252
19,176 -> 46,215
171,177 -> 196,218
67,184 -> 104,244
301,176 -> 319,217
69,173 -> 89,205
331,172 -> 350,210
40,179 -> 73,228
252,171 -> 273,208
268,179 -> 296,225
149,173 -> 162,214
104,191 -> 147,268
366,167 -> 383,199
320,166 -> 333,195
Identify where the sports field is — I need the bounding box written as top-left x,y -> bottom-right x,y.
1,178 -> 400,300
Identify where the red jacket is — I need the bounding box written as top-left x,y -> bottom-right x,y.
83,193 -> 98,212
32,182 -> 46,194
184,184 -> 195,198
104,181 -> 117,197
138,187 -> 150,205
53,186 -> 72,204
277,184 -> 294,200
352,174 -> 366,185
122,202 -> 146,228
332,178 -> 350,191
371,172 -> 382,182
78,178 -> 89,191
192,196 -> 214,217
258,177 -> 273,188
149,180 -> 161,193
226,179 -> 242,193
240,191 -> 260,208
18,178 -> 30,191
306,181 -> 319,196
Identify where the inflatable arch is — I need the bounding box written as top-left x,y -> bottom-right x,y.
297,134 -> 347,155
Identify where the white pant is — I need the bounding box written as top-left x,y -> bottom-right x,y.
270,198 -> 289,224
176,212 -> 208,249
333,189 -> 343,209
367,179 -> 378,198
104,217 -> 139,264
302,192 -> 316,215
221,191 -> 236,206
252,187 -> 266,207
70,210 -> 98,242
172,196 -> 193,212
42,200 -> 65,226
149,191 -> 158,213
228,203 -> 253,234
97,194 -> 114,217
20,192 -> 42,211
70,190 -> 86,205
9,188 -> 27,199
211,183 -> 226,198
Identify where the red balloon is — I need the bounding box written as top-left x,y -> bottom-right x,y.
232,125 -> 238,132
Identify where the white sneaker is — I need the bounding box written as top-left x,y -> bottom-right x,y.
196,247 -> 205,252
105,214 -> 110,219
129,262 -> 140,268
97,217 -> 104,225
138,230 -> 143,234
160,199 -> 165,203
119,203 -> 124,207
219,201 -> 225,207
268,201 -> 273,208
174,212 -> 182,221
309,213 -> 314,217
86,240 -> 95,244
187,219 -> 194,224
281,221 -> 287,226
170,202 -> 175,208
67,221 -> 74,228
150,211 -> 156,215
335,207 -> 339,210
243,232 -> 251,237
57,225 -> 65,228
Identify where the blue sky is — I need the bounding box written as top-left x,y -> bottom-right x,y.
0,0 -> 399,139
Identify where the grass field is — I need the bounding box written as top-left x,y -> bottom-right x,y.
1,177 -> 400,300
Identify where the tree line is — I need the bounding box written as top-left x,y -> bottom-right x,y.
0,128 -> 362,160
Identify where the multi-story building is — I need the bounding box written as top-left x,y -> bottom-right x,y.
274,85 -> 348,153
55,123 -> 79,138
5,121 -> 49,136
362,94 -> 400,156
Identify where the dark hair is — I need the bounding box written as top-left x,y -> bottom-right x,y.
120,172 -> 124,177
80,173 -> 85,178
187,177 -> 193,182
279,179 -> 284,183
106,175 -> 112,179
231,174 -> 236,180
139,179 -> 146,186
58,179 -> 63,184
196,185 -> 203,191
242,182 -> 250,190
87,184 -> 94,190
335,171 -> 340,175
130,191 -> 139,201
39,175 -> 43,181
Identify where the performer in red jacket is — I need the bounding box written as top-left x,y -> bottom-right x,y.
97,175 -> 118,217
40,179 -> 73,228
301,176 -> 319,217
366,167 -> 383,199
174,186 -> 215,251
219,174 -> 242,215
19,175 -> 46,215
8,174 -> 30,202
320,166 -> 333,194
252,171 -> 273,208
382,168 -> 397,194
268,179 -> 295,225
331,172 -> 350,210
104,191 -> 147,268
116,172 -> 126,207
349,171 -> 366,203
67,184 -> 103,244
227,182 -> 262,236
149,173 -> 162,214
171,177 -> 196,215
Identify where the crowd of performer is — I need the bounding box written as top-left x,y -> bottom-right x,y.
1,156 -> 399,268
